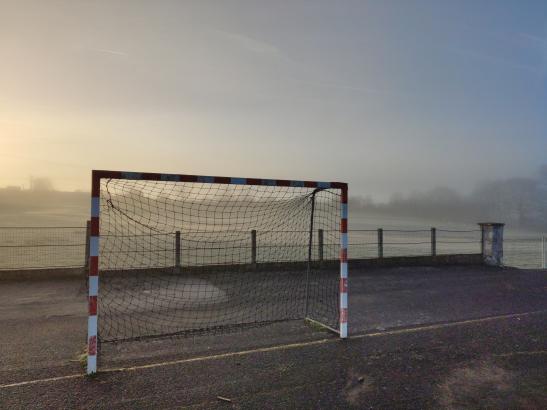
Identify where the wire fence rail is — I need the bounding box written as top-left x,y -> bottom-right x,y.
0,225 -> 544,270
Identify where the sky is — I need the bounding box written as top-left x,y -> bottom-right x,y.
0,0 -> 546,199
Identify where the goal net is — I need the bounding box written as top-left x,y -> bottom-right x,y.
87,170 -> 348,373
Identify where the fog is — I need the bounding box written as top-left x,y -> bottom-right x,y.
0,180 -> 88,226
2,166 -> 546,232
351,165 -> 547,231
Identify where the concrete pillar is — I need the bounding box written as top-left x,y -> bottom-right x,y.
478,223 -> 504,266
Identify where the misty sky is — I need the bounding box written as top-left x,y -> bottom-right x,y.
1,0 -> 546,199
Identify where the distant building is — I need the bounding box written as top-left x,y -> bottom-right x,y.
3,186 -> 22,191
29,177 -> 54,192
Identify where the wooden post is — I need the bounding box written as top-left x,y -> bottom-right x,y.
377,228 -> 383,259
85,220 -> 91,269
318,229 -> 324,263
175,231 -> 181,271
251,230 -> 257,266
431,227 -> 437,257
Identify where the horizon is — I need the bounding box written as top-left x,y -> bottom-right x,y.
2,165 -> 546,203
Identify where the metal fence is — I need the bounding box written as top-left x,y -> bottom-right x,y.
0,226 -> 88,270
345,228 -> 482,259
0,225 -> 486,271
2,225 -> 545,271
504,237 -> 547,269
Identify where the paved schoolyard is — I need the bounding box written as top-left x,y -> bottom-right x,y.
0,265 -> 546,408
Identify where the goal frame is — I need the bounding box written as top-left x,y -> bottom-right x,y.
87,169 -> 348,374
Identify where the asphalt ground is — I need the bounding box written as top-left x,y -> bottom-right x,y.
0,265 -> 546,408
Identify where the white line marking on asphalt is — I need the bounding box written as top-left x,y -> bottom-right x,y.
1,310 -> 545,389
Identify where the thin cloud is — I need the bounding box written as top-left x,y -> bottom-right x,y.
75,46 -> 128,57
297,79 -> 398,96
455,48 -> 542,75
211,28 -> 282,56
92,48 -> 128,57
208,29 -> 394,97
518,33 -> 547,77
517,32 -> 547,45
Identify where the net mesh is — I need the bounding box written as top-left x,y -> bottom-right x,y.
98,178 -> 341,342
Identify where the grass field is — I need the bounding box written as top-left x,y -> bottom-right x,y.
0,264 -> 546,408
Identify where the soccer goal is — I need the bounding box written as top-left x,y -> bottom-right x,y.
87,170 -> 348,374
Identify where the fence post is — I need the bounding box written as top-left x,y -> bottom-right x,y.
377,228 -> 383,259
251,230 -> 257,266
318,229 -> 324,264
480,226 -> 485,256
85,220 -> 91,269
431,227 -> 437,257
175,231 -> 181,271
542,236 -> 546,269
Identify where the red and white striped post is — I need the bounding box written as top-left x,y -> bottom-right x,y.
87,171 -> 101,374
339,185 -> 348,338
